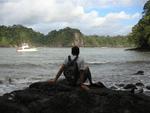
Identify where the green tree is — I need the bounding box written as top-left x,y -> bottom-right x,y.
130,0 -> 150,49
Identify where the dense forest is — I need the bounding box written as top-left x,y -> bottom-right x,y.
129,0 -> 150,49
83,35 -> 131,47
0,25 -> 132,47
0,25 -> 44,47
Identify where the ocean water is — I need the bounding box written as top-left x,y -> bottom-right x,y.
0,47 -> 150,95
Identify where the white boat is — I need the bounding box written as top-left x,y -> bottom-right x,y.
17,43 -> 38,52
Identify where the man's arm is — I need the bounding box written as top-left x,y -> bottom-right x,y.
49,64 -> 65,84
54,64 -> 65,82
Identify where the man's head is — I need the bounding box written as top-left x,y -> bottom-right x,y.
71,46 -> 80,56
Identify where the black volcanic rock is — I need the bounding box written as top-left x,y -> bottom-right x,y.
0,80 -> 150,113
135,82 -> 144,86
123,84 -> 136,89
146,85 -> 150,90
133,70 -> 144,75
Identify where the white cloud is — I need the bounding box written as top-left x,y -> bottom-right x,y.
77,0 -> 149,8
86,0 -> 133,7
0,0 -> 146,35
77,11 -> 140,35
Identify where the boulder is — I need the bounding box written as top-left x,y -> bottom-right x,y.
146,85 -> 150,90
133,70 -> 144,75
135,82 -> 144,87
123,84 -> 136,89
0,80 -> 150,113
115,83 -> 125,87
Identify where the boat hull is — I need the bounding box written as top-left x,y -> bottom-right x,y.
17,48 -> 38,52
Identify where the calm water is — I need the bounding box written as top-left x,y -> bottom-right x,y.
0,47 -> 150,95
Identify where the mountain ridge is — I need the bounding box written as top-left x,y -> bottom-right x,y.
0,25 -> 131,47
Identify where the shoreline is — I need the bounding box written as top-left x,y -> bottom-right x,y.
126,47 -> 150,52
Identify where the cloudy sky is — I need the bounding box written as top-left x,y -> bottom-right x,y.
0,0 -> 148,36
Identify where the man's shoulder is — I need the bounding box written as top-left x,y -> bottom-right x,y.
76,56 -> 84,63
65,55 -> 84,62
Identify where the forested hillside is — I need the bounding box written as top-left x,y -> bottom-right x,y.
45,27 -> 84,47
0,25 -> 44,47
83,35 -> 131,47
0,25 -> 132,47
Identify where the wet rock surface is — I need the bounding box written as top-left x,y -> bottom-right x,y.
0,80 -> 150,113
133,70 -> 144,75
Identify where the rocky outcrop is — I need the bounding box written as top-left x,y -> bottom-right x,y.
0,80 -> 150,113
133,70 -> 144,75
73,32 -> 84,47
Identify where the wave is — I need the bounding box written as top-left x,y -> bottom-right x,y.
87,61 -> 109,65
0,62 -> 109,68
0,60 -> 150,68
0,63 -> 41,68
125,60 -> 150,64
87,60 -> 150,65
0,62 -> 61,68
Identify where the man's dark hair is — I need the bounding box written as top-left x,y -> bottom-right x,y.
71,46 -> 80,56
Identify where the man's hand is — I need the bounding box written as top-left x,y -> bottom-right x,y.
48,79 -> 56,85
80,84 -> 90,90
